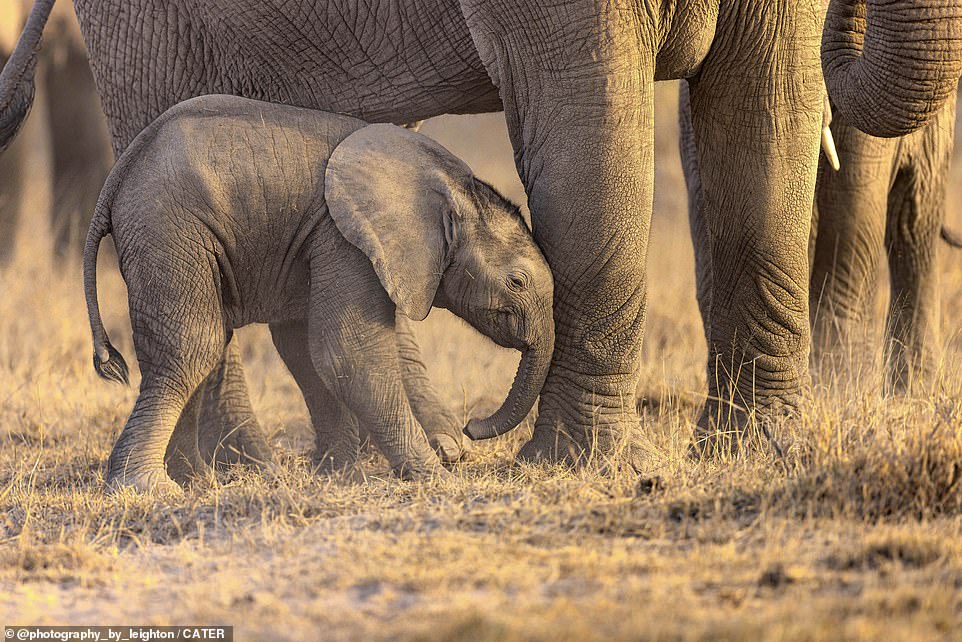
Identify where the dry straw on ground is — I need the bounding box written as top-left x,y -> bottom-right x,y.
1,85 -> 961,640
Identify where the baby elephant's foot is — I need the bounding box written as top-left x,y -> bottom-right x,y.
166,456 -> 210,487
210,428 -> 274,470
430,433 -> 474,465
312,451 -> 364,483
687,431 -> 735,461
516,428 -> 583,466
393,458 -> 453,482
317,465 -> 368,484
105,468 -> 184,496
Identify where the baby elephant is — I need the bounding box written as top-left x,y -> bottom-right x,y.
83,95 -> 554,493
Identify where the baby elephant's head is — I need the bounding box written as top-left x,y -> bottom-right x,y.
326,124 -> 554,441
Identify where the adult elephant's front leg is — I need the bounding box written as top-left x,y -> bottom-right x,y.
196,339 -> 274,468
462,2 -> 655,465
883,96 -> 956,393
687,0 -> 822,453
809,119 -> 893,379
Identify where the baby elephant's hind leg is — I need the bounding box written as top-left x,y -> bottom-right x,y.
165,391 -> 209,485
105,261 -> 226,494
107,357 -> 224,494
270,320 -> 361,474
196,341 -> 274,469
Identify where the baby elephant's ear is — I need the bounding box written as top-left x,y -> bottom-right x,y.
325,124 -> 473,321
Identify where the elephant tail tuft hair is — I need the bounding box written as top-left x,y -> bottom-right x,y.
94,342 -> 129,385
942,225 -> 962,250
0,0 -> 56,152
84,194 -> 128,386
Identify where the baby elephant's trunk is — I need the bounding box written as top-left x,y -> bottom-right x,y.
463,331 -> 554,441
83,204 -> 129,385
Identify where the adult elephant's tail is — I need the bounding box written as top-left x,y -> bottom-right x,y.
0,0 -> 55,152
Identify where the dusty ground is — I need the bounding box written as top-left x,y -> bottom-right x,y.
1,84 -> 962,640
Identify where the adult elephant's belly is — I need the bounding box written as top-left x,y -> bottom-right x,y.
655,1 -> 719,80
74,0 -> 504,154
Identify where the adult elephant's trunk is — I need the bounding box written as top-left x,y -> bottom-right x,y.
463,335 -> 553,441
822,0 -> 962,138
0,0 -> 55,152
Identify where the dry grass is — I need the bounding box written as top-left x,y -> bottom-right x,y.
1,84 -> 962,640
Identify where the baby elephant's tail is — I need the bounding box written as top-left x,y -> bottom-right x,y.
83,199 -> 129,385
943,225 -> 962,250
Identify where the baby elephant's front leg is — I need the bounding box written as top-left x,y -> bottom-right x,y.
308,268 -> 445,479
314,332 -> 445,479
395,313 -> 471,463
270,320 -> 361,474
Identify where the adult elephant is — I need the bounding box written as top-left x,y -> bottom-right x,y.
810,95 -> 959,392
1,0 -> 828,465
811,0 -> 962,391
0,0 -> 109,262
682,0 -> 962,451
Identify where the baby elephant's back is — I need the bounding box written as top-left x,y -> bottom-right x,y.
137,96 -> 365,231
107,96 -> 370,325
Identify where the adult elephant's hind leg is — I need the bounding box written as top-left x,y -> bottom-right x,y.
680,81 -> 712,346
197,339 -> 274,469
686,0 -> 822,455
45,21 -> 112,259
395,314 -> 469,463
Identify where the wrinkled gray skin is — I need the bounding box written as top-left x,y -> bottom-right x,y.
0,0 -> 109,262
83,96 -> 554,493
684,89 -> 959,427
11,0 -> 943,466
811,0 -> 962,391
820,0 -> 962,140
680,0 -> 962,451
810,95 -> 958,392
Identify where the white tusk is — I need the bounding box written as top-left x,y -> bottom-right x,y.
821,125 -> 840,171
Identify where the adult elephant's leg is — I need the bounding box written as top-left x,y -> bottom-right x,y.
0,57 -> 50,264
883,99 -> 956,392
462,2 -> 655,465
44,11 -> 112,259
687,0 -> 822,453
679,81 -> 712,339
395,314 -> 469,463
196,339 -> 274,469
0,128 -> 27,263
809,118 -> 893,379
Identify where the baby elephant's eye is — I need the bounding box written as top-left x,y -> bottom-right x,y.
507,271 -> 529,292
